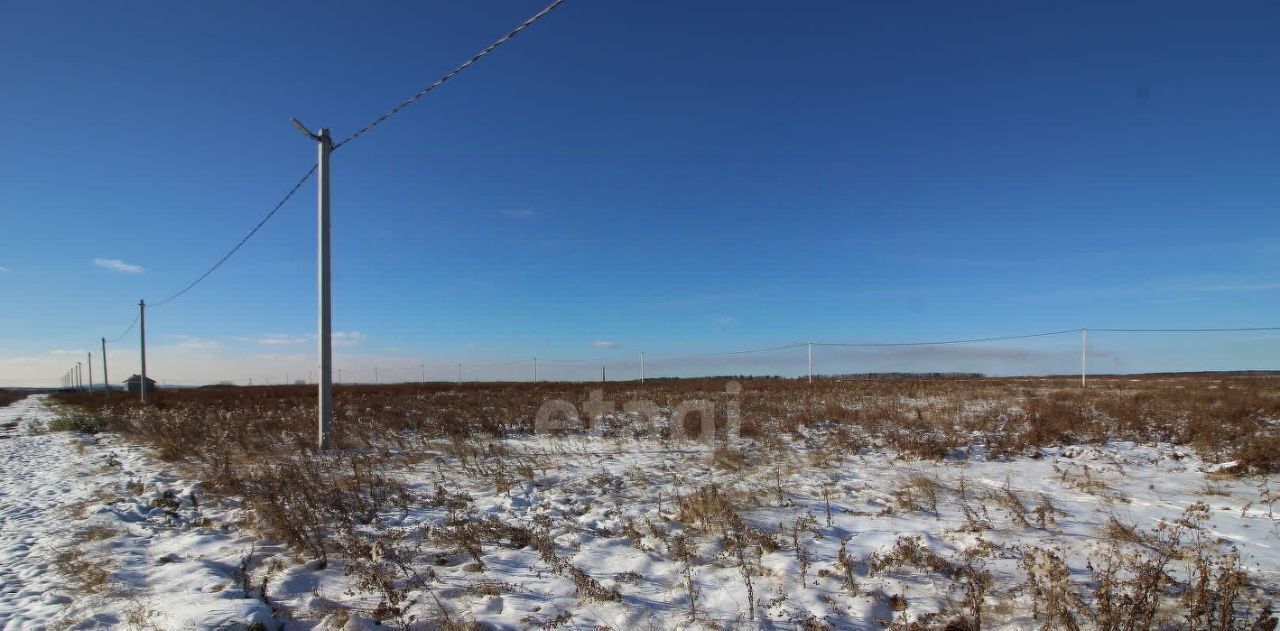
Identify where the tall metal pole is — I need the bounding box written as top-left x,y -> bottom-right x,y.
317,127 -> 333,451
640,352 -> 645,385
808,342 -> 813,384
101,337 -> 109,399
533,357 -> 538,382
87,352 -> 94,392
139,299 -> 148,403
1081,327 -> 1087,388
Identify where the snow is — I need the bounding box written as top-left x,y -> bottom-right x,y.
0,396 -> 273,629
1,394 -> 1277,629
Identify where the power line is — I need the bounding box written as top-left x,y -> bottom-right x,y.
149,164 -> 318,308
332,0 -> 566,151
703,343 -> 808,356
814,329 -> 1081,348
142,1 -> 566,310
1091,327 -> 1280,333
465,359 -> 534,368
106,313 -> 141,344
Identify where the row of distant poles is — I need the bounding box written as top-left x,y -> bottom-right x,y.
59,334 -> 120,399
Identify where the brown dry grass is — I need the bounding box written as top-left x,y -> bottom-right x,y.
0,390 -> 28,407
44,373 -> 1280,628
50,372 -> 1280,472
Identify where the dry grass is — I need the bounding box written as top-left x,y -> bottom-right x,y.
45,373 -> 1280,628
0,389 -> 28,407
48,373 -> 1280,472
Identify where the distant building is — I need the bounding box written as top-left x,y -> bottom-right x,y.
123,374 -> 158,394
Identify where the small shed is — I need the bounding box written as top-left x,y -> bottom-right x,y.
124,374 -> 158,394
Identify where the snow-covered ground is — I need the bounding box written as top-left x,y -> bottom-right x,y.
0,395 -> 274,629
1,394 -> 1277,629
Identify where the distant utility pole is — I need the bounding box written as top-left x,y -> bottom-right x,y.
87,352 -> 94,393
76,362 -> 82,390
101,337 -> 109,399
457,362 -> 462,385
421,364 -> 426,384
808,342 -> 813,384
1081,327 -> 1088,388
374,366 -> 378,384
294,119 -> 333,451
533,357 -> 538,382
139,299 -> 149,403
602,365 -> 606,382
640,352 -> 645,385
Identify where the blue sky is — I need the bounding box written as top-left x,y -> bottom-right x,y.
1,1 -> 1278,385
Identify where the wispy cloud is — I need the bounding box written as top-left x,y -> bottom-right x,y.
591,340 -> 619,348
167,335 -> 220,350
257,334 -> 309,346
0,266 -> 10,273
334,331 -> 366,347
254,353 -> 309,362
93,258 -> 143,273
48,349 -> 84,355
503,208 -> 537,219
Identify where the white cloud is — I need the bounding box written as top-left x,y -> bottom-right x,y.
254,353 -> 309,362
591,340 -> 619,348
257,334 -> 309,346
503,209 -> 537,219
48,349 -> 85,355
93,258 -> 143,273
333,332 -> 366,347
0,266 -> 10,273
166,335 -> 219,350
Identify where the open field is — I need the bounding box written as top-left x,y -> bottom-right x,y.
20,374 -> 1280,629
0,390 -> 29,408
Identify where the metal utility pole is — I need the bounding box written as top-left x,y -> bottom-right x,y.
139,299 -> 148,403
77,361 -> 83,390
101,337 -> 109,399
808,342 -> 813,384
602,366 -> 606,382
87,352 -> 94,392
294,119 -> 333,451
421,364 -> 426,384
1081,327 -> 1087,388
640,352 -> 645,385
533,357 -> 538,382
